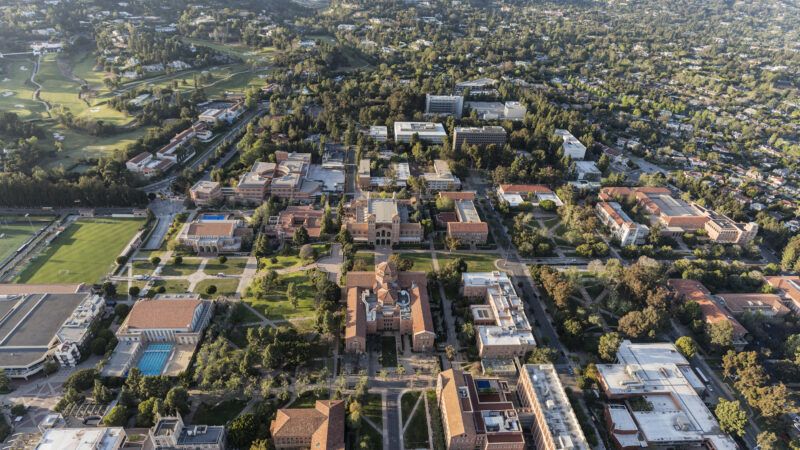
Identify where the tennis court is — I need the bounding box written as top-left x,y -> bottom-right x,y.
137,343 -> 174,376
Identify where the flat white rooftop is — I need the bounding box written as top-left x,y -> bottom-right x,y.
36,427 -> 126,450
522,364 -> 590,450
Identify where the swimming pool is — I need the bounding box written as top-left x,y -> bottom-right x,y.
201,214 -> 227,221
137,343 -> 173,376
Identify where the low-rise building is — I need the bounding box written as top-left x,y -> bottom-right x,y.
394,122 -> 447,144
270,400 -> 345,450
716,293 -> 791,317
462,272 -> 536,358
126,152 -> 175,177
198,100 -> 245,125
178,217 -> 252,255
517,364 -> 590,450
0,284 -> 102,378
269,151 -> 344,201
148,414 -> 225,449
189,180 -> 223,207
345,261 -> 435,353
464,101 -> 526,120
496,185 -> 563,208
452,126 -> 507,151
554,129 -> 586,160
35,427 -> 126,450
423,159 -> 462,191
344,195 -> 423,246
600,187 -> 758,243
436,368 -> 525,450
367,125 -> 388,142
426,94 -> 464,118
234,161 -> 276,204
267,205 -> 324,240
667,279 -> 748,350
597,341 -> 737,450
595,201 -> 649,246
447,199 -> 488,245
765,276 -> 800,313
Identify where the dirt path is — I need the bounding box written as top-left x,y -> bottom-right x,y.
29,54 -> 51,116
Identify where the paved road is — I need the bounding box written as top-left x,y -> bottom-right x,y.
141,105 -> 268,194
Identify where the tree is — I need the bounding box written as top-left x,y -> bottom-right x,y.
173,255 -> 183,265
299,244 -> 315,260
785,334 -> 800,364
388,254 -> 413,271
254,233 -> 270,258
128,286 -> 140,297
165,386 -> 189,414
250,440 -> 270,450
675,336 -> 697,359
707,320 -> 734,349
757,431 -> 779,450
10,404 -> 25,417
445,235 -> 460,252
293,226 -> 309,245
0,369 -> 9,393
598,332 -> 622,362
445,345 -> 456,361
287,283 -> 298,309
527,346 -> 556,364
149,256 -> 161,266
218,255 -> 227,264
104,405 -> 128,426
115,255 -> 127,266
93,380 -> 112,403
64,368 -> 97,391
91,337 -> 108,355
101,282 -> 116,298
205,284 -> 217,295
115,303 -> 130,318
715,399 -> 747,436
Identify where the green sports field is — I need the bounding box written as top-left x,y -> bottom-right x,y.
15,218 -> 144,284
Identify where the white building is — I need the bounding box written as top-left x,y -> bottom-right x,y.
464,101 -> 526,120
598,341 -> 735,450
35,427 -> 126,450
462,272 -> 536,358
595,201 -> 649,246
422,159 -> 461,191
425,94 -> 464,118
368,125 -> 388,142
555,129 -> 587,160
393,122 -> 447,144
517,364 -> 590,450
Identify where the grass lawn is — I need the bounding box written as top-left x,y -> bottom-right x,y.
354,251 -> 375,269
245,270 -> 317,320
260,254 -> 304,270
400,253 -> 433,273
403,399 -> 430,449
0,56 -> 48,119
400,391 -> 421,423
37,54 -> 133,126
0,221 -> 47,263
191,399 -> 248,426
131,260 -> 157,276
426,390 -> 446,450
363,393 -> 383,428
204,257 -> 248,275
437,252 -> 498,272
45,126 -> 147,168
150,279 -> 190,294
160,258 -> 203,276
16,218 -> 144,284
293,390 -> 327,408
380,336 -> 398,368
195,278 -> 240,298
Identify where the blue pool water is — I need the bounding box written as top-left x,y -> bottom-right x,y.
476,380 -> 491,390
137,343 -> 173,376
201,214 -> 227,221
